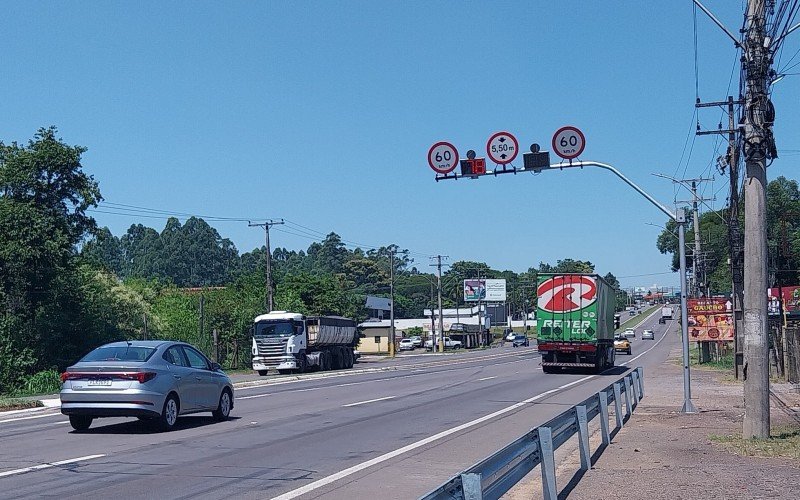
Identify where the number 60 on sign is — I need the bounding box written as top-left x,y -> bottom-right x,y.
428,141 -> 459,174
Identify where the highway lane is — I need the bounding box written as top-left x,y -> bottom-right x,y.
0,310 -> 676,499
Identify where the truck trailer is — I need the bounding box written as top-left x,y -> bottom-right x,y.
536,274 -> 616,373
252,311 -> 360,375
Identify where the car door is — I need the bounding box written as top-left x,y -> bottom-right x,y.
181,346 -> 217,409
163,345 -> 197,412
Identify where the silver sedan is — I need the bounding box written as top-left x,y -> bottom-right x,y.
60,340 -> 234,432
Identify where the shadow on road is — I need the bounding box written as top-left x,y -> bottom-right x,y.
72,416 -> 242,434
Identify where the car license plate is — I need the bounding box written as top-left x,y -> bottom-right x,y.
88,379 -> 112,386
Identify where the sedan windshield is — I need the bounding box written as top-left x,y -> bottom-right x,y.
255,320 -> 295,338
80,345 -> 156,362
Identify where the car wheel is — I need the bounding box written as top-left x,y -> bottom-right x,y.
212,389 -> 232,421
627,348 -> 632,355
69,415 -> 92,431
158,393 -> 180,431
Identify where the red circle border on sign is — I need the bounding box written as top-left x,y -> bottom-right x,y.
552,126 -> 586,160
428,141 -> 459,174
486,131 -> 519,165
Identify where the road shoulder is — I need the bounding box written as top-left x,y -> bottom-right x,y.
565,346 -> 800,499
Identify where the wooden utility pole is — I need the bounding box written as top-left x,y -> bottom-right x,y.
248,219 -> 284,312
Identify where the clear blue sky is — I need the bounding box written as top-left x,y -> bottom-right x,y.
2,1 -> 798,289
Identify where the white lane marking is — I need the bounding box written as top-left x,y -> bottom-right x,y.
342,396 -> 395,407
0,454 -> 105,478
0,412 -> 64,425
238,393 -> 272,400
271,375 -> 594,500
476,376 -> 497,382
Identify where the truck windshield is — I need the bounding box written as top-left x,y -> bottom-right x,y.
254,320 -> 296,338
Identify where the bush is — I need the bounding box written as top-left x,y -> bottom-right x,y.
21,369 -> 62,396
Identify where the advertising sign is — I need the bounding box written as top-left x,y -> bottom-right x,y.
536,275 -> 598,341
768,286 -> 800,316
687,298 -> 733,342
463,279 -> 507,302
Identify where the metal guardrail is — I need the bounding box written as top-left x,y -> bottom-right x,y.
420,367 -> 645,500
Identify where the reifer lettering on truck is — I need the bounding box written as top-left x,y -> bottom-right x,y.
539,319 -> 593,336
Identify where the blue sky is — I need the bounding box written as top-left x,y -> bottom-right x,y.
2,1 -> 798,289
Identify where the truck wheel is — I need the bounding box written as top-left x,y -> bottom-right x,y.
331,348 -> 343,370
542,365 -> 556,374
257,370 -> 268,376
322,351 -> 332,371
296,355 -> 308,374
344,349 -> 354,368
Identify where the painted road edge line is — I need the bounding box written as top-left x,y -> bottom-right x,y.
0,454 -> 106,478
271,375 -> 595,500
0,411 -> 65,425
342,396 -> 395,407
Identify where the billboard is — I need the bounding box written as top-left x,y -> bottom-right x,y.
687,298 -> 733,342
463,279 -> 507,302
768,286 -> 800,316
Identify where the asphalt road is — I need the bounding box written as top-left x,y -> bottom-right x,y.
0,309 -> 677,499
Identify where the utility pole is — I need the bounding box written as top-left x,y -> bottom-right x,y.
432,255 -> 448,353
389,249 -> 395,357
742,0 -> 771,439
248,219 -> 284,312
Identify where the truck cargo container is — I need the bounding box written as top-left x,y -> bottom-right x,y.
536,274 -> 616,373
252,312 -> 360,375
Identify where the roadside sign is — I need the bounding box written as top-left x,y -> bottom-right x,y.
428,142 -> 459,174
486,131 -> 519,164
552,126 -> 586,160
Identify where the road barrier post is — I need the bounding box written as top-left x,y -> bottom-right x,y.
461,473 -> 482,500
598,391 -> 611,446
637,366 -> 645,397
623,376 -> 633,418
538,426 -> 557,500
613,382 -> 623,430
576,405 -> 591,471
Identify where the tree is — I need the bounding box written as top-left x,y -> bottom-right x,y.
0,127 -> 101,391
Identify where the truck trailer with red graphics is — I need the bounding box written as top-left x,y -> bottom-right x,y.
536,274 -> 616,373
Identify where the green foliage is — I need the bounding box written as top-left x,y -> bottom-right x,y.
22,369 -> 62,396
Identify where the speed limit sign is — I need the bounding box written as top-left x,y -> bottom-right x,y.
428,141 -> 459,174
552,126 -> 586,160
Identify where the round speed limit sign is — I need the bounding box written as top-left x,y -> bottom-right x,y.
428,141 -> 459,174
552,126 -> 586,160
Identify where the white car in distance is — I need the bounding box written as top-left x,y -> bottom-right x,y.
623,328 -> 636,339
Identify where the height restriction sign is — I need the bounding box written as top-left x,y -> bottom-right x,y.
486,131 -> 519,164
552,126 -> 586,160
428,142 -> 459,174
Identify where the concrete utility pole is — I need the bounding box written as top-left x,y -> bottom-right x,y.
248,219 -> 284,312
742,0 -> 771,439
433,255 -> 448,353
389,249 -> 395,357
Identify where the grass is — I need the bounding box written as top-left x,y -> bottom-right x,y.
0,398 -> 43,412
615,304 -> 661,332
710,425 -> 800,459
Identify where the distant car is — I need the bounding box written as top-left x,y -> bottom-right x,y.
60,340 -> 233,432
512,335 -> 529,347
642,329 -> 655,340
398,338 -> 415,351
629,310 -> 636,316
623,328 -> 636,339
409,336 -> 423,348
614,335 -> 632,354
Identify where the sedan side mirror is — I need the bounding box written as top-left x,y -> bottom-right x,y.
210,362 -> 222,371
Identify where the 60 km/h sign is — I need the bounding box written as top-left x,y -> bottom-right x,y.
552,126 -> 586,160
486,131 -> 519,164
428,141 -> 459,174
